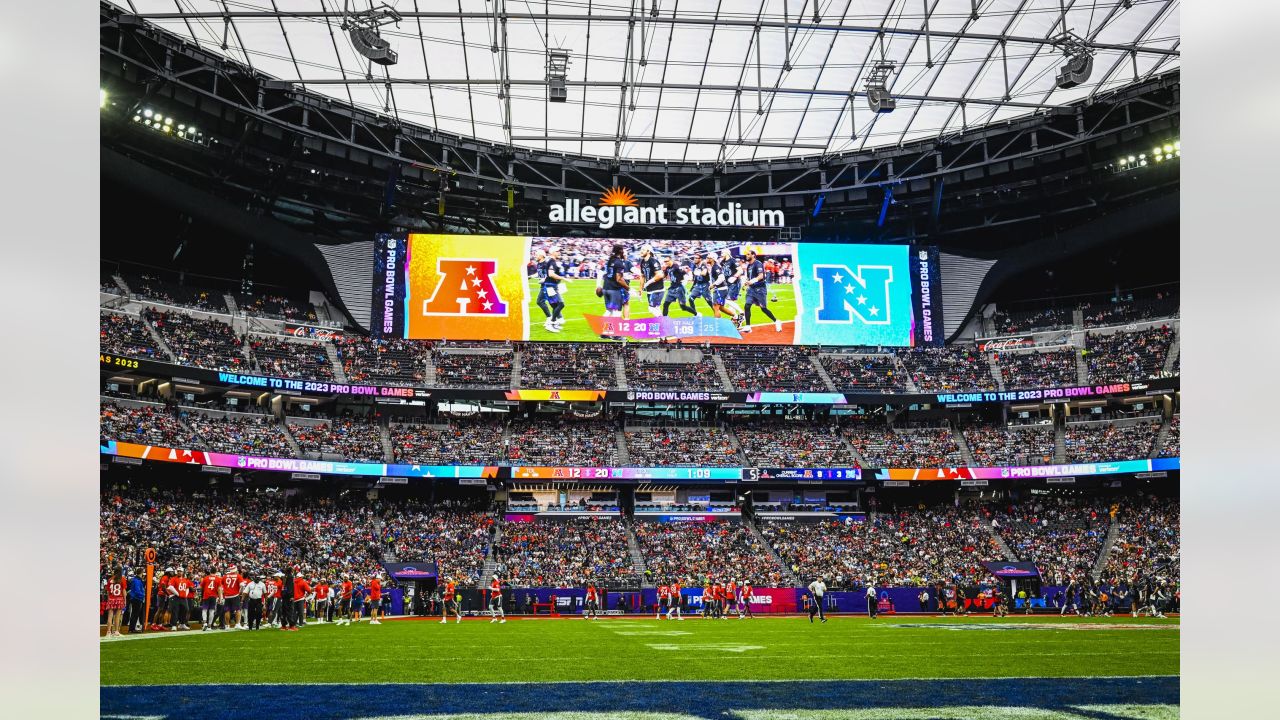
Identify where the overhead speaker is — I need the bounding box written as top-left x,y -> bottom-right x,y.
1055,54 -> 1093,89
348,27 -> 398,66
548,77 -> 568,103
866,87 -> 896,114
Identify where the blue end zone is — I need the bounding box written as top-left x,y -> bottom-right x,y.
102,676 -> 1178,719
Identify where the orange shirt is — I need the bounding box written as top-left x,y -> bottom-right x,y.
172,577 -> 193,599
201,574 -> 222,600
444,581 -> 456,597
221,572 -> 241,597
340,580 -> 353,600
369,578 -> 382,600
316,584 -> 329,601
293,578 -> 311,599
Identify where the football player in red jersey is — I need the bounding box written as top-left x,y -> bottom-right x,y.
666,580 -> 683,620
440,578 -> 460,624
725,580 -> 738,618
149,568 -> 170,631
584,582 -> 600,620
740,579 -> 755,618
168,569 -> 193,630
314,579 -> 330,624
487,574 -> 506,623
367,573 -> 383,625
337,575 -> 353,626
656,584 -> 669,619
266,572 -> 282,628
199,567 -> 223,632
220,565 -> 242,630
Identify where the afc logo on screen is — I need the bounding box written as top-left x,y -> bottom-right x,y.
421,258 -> 509,316
812,264 -> 893,325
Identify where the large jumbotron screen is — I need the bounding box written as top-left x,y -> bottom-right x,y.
372,234 -> 942,346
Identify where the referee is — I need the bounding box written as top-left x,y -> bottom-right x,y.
807,577 -> 828,624
866,582 -> 878,619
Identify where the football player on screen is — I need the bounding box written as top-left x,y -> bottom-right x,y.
741,248 -> 781,333
661,257 -> 697,317
638,244 -> 666,317
601,244 -> 631,320
706,255 -> 745,329
719,249 -> 747,320
535,248 -> 568,333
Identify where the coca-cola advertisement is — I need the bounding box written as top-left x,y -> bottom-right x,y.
977,335 -> 1036,352
284,322 -> 343,341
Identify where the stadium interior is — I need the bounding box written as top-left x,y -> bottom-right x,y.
98,1 -> 1181,717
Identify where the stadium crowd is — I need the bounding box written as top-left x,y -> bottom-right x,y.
376,503 -> 494,584
820,354 -> 906,393
101,312 -> 162,359
391,419 -> 507,465
996,350 -> 1080,388
340,337 -> 430,386
624,426 -> 742,467
249,336 -> 334,380
1102,496 -> 1180,584
492,519 -> 636,587
624,348 -> 723,389
901,346 -> 998,392
506,417 -> 620,466
846,425 -> 964,467
182,413 -> 294,457
1063,420 -> 1160,462
963,424 -> 1058,466
734,420 -> 856,467
1085,326 -> 1175,383
101,400 -> 191,448
632,519 -> 786,587
433,350 -> 514,388
519,343 -> 618,389
145,310 -> 247,371
718,346 -> 827,392
991,497 -> 1111,582
288,416 -> 386,462
761,505 -> 1001,588
1158,415 -> 1180,457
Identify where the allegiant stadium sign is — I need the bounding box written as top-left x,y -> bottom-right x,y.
548,186 -> 785,229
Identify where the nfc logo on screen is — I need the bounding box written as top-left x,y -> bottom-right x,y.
421,258 -> 509,317
812,264 -> 893,326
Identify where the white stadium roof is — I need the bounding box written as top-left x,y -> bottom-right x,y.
113,0 -> 1179,163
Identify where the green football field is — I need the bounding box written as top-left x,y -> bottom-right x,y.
525,278 -> 799,343
100,614 -> 1177,687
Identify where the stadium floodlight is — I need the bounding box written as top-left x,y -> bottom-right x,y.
143,108 -> 153,118
342,4 -> 402,66
101,89 -> 107,108
1051,31 -> 1095,89
864,62 -> 897,114
547,48 -> 571,103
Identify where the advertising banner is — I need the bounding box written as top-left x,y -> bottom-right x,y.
911,246 -> 945,347
102,353 -> 1177,408
284,323 -> 343,341
371,234 -> 407,338
382,562 -> 439,581
981,561 -> 1042,578
99,439 -> 1179,482
377,234 -> 925,347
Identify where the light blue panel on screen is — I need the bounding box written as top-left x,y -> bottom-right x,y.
795,243 -> 913,346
